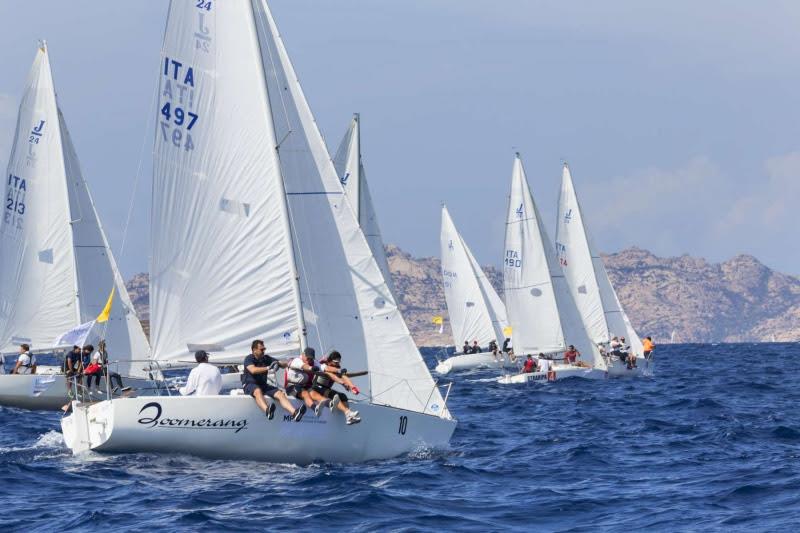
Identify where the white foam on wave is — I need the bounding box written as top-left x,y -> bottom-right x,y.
0,430 -> 64,454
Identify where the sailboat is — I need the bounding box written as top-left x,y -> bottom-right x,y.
435,205 -> 511,374
62,0 -> 455,463
333,114 -> 394,295
0,43 -> 154,410
498,154 -> 606,384
555,163 -> 649,376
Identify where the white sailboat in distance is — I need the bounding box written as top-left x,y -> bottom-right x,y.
62,0 -> 455,463
555,163 -> 649,376
498,154 -> 607,384
333,113 -> 394,295
435,205 -> 511,374
0,43 -> 154,410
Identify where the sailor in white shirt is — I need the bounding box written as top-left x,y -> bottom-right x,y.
13,344 -> 36,375
179,350 -> 222,396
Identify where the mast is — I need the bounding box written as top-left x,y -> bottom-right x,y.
353,112 -> 362,222
249,0 -> 308,350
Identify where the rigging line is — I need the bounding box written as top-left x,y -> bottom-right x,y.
254,1 -> 323,353
98,61 -> 161,341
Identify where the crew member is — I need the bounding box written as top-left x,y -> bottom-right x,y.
619,337 -> 636,369
308,351 -> 362,425
12,344 -> 36,375
502,338 -> 512,354
92,341 -> 128,393
521,354 -> 537,374
462,341 -> 470,355
471,340 -> 481,354
243,340 -> 301,421
285,347 -> 319,415
563,345 -> 580,365
180,350 -> 222,396
642,336 -> 655,360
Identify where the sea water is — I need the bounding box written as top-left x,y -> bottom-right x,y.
1,343 -> 799,531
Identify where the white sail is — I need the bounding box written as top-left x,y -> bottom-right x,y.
440,205 -> 505,349
503,155 -> 604,369
555,164 -> 642,355
150,1 -> 303,363
0,45 -> 78,353
466,240 -> 508,346
0,45 -> 149,376
150,0 -> 445,416
59,109 -> 151,377
333,114 -> 395,294
255,0 -> 445,416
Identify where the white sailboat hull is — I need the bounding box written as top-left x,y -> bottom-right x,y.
497,364 -> 606,384
435,352 -> 515,374
0,370 -> 154,411
61,395 -> 457,464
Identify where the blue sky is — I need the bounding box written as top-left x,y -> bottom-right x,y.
2,1 -> 799,277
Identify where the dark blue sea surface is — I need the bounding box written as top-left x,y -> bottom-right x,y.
2,343 -> 799,532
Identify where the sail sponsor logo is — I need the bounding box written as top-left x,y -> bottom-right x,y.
504,250 -> 521,268
563,209 -> 572,223
26,119 -> 45,167
340,172 -> 350,185
137,402 -> 248,433
515,203 -> 524,218
448,240 -> 454,251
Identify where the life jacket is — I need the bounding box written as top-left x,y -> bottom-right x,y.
284,357 -> 313,388
18,353 -> 35,374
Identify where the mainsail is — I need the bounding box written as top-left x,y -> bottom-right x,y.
333,114 -> 394,294
440,205 -> 507,349
555,164 -> 643,354
0,45 -> 150,377
151,0 -> 446,416
503,154 -> 604,369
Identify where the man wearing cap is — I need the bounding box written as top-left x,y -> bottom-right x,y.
179,350 -> 223,396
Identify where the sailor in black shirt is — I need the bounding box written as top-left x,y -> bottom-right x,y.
243,339 -> 305,422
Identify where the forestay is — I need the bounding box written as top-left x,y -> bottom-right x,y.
503,155 -> 603,369
333,114 -> 394,294
555,164 -> 642,354
440,205 -> 506,349
254,0 -> 446,416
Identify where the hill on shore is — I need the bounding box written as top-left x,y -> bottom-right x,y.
126,245 -> 800,347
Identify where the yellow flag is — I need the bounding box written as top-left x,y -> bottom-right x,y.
96,288 -> 115,323
503,326 -> 513,336
432,316 -> 443,325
